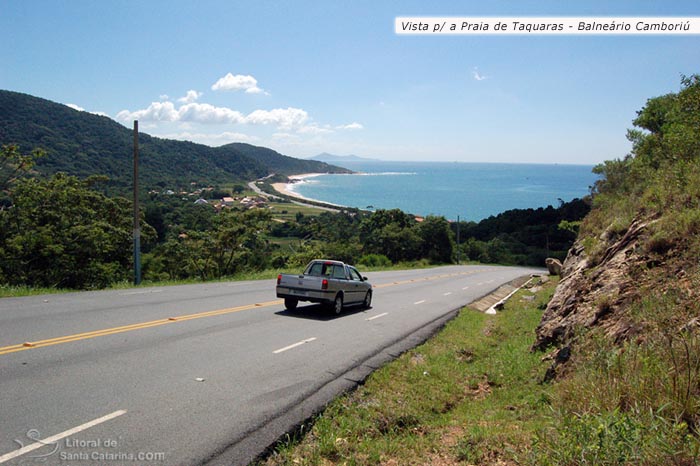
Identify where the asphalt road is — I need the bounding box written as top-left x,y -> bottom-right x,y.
0,265 -> 541,465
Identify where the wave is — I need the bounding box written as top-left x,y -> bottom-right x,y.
355,171 -> 416,176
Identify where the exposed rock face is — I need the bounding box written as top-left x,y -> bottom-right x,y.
533,217 -> 654,351
545,258 -> 562,276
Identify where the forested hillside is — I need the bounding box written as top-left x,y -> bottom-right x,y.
0,90 -> 348,192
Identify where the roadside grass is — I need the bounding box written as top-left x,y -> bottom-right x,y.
0,262 -> 468,298
259,273 -> 700,465
261,278 -> 557,465
533,283 -> 700,465
0,284 -> 76,298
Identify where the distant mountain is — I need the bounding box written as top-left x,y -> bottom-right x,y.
0,90 -> 350,192
310,152 -> 381,163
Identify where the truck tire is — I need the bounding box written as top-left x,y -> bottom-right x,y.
331,294 -> 343,315
284,298 -> 298,311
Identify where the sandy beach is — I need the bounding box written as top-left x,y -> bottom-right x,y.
271,173 -> 329,204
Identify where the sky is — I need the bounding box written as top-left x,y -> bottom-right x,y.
1,1 -> 699,165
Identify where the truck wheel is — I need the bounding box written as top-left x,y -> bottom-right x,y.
363,290 -> 372,309
284,298 -> 298,311
332,294 -> 343,315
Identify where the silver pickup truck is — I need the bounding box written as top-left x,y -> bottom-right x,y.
276,260 -> 373,314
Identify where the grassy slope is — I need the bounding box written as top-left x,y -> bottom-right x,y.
261,258 -> 700,465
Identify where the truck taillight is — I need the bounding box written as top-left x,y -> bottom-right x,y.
277,274 -> 282,285
322,279 -> 329,290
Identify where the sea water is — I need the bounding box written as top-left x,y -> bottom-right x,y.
289,161 -> 599,221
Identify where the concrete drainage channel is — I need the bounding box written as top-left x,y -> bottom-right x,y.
211,274 -> 542,466
469,274 -> 541,314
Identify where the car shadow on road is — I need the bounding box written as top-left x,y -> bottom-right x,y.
275,304 -> 372,321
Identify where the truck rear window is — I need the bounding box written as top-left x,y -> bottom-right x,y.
306,263 -> 325,276
306,262 -> 346,279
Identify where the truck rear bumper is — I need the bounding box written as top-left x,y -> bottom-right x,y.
276,287 -> 335,304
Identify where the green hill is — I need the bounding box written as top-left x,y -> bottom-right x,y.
0,90 -> 349,191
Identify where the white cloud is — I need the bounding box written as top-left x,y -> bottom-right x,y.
154,131 -> 258,146
117,101 -> 243,124
337,122 -> 363,130
178,102 -> 245,124
211,72 -> 267,94
472,67 -> 487,81
117,101 -> 179,122
177,90 -> 203,104
116,101 -> 312,132
245,107 -> 308,129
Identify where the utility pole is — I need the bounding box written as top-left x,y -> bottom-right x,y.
133,120 -> 141,285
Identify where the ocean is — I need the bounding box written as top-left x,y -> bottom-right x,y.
288,161 -> 599,222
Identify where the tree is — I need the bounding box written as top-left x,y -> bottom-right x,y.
0,144 -> 45,195
360,209 -> 421,262
418,216 -> 455,264
0,173 -> 151,288
630,74 -> 700,168
372,223 -> 422,263
146,209 -> 274,280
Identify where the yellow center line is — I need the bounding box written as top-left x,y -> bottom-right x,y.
372,269 -> 481,289
0,299 -> 283,356
0,269 -> 489,356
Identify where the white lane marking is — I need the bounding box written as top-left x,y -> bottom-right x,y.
414,300 -> 426,305
273,337 -> 317,354
462,286 -> 470,290
366,312 -> 388,321
443,292 -> 452,296
0,410 -> 127,464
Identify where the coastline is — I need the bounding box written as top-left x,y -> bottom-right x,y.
271,173 -> 346,209
268,162 -> 597,221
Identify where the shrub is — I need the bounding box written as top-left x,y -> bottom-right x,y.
358,254 -> 392,268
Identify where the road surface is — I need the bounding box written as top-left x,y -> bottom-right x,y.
0,265 -> 540,465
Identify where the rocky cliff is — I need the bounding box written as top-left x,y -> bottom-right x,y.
534,208 -> 699,356
533,216 -> 649,350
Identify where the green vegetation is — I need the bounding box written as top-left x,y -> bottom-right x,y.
531,74 -> 700,465
584,75 -> 700,258
0,139 -> 587,290
0,166 -> 152,289
454,198 -> 589,266
261,278 -> 557,465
